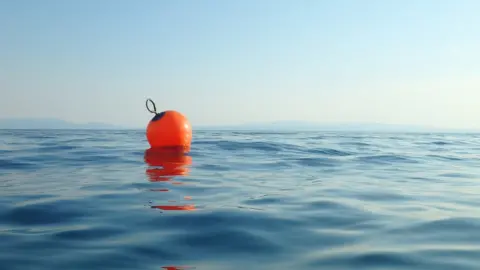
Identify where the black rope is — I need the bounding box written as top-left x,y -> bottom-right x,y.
146,98 -> 157,114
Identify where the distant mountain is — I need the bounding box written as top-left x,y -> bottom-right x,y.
197,121 -> 478,133
0,118 -> 123,130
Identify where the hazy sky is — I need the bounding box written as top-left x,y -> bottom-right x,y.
1,0 -> 479,128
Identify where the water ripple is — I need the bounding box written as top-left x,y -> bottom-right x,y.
1,130 -> 480,269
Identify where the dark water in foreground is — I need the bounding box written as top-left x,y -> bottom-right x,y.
1,129 -> 480,270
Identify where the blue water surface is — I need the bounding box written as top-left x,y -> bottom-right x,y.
1,129 -> 480,270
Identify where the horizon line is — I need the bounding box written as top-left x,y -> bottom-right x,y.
0,118 -> 479,132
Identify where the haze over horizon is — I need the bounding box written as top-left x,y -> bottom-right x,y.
2,0 -> 479,129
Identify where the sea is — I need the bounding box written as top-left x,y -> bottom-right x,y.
1,129 -> 479,270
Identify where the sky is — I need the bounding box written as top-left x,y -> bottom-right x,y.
1,0 -> 479,129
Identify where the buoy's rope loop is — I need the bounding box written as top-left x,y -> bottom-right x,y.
146,98 -> 157,114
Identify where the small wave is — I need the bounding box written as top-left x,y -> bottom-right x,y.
2,199 -> 88,226
234,131 -> 299,136
385,217 -> 480,244
307,251 -> 419,268
53,225 -> 127,241
171,228 -> 282,255
216,140 -> 286,152
22,134 -> 58,140
426,154 -> 463,161
196,164 -> 231,171
0,159 -> 36,170
36,145 -> 79,152
357,154 -> 418,164
431,141 -> 451,145
295,157 -> 339,167
339,141 -> 371,147
439,172 -> 476,178
307,148 -> 352,156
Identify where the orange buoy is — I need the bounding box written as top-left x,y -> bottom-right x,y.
145,98 -> 192,151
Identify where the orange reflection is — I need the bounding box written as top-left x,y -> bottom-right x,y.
150,188 -> 169,192
152,205 -> 196,211
144,147 -> 192,183
144,147 -> 195,211
161,266 -> 195,270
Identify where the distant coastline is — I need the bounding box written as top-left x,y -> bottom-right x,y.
0,118 -> 123,130
196,121 -> 480,133
0,118 -> 478,133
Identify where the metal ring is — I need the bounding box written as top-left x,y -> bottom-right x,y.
146,98 -> 157,114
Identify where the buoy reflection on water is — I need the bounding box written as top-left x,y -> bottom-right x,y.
144,147 -> 195,211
